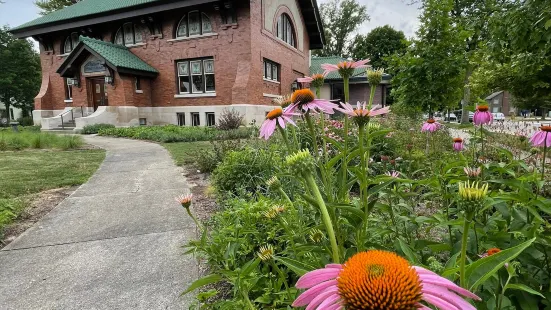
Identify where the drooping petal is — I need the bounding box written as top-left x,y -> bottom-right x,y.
323,302 -> 343,310
298,77 -> 314,83
369,106 -> 390,116
325,264 -> 343,269
292,280 -> 338,307
422,283 -> 477,310
295,268 -> 341,289
418,273 -> 481,300
316,293 -> 341,309
278,117 -> 286,129
305,287 -> 340,310
351,59 -> 370,68
421,293 -> 459,310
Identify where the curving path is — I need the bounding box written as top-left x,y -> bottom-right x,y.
0,136 -> 197,309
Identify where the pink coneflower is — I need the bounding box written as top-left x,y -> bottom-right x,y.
529,126 -> 551,147
421,119 -> 441,133
385,171 -> 400,178
292,250 -> 480,310
453,138 -> 464,152
259,107 -> 298,140
336,102 -> 390,126
288,89 -> 338,114
321,59 -> 370,78
473,105 -> 493,125
175,194 -> 193,209
464,166 -> 481,178
298,73 -> 326,88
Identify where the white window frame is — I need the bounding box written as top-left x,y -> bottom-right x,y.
177,113 -> 185,126
263,59 -> 280,82
276,14 -> 296,47
176,11 -> 213,38
191,112 -> 200,126
177,58 -> 215,95
206,112 -> 215,126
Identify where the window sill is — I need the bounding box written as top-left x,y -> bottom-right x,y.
263,78 -> 280,84
174,93 -> 217,98
126,43 -> 147,48
64,99 -> 73,103
135,90 -> 143,94
57,53 -> 71,57
167,33 -> 218,43
263,93 -> 281,98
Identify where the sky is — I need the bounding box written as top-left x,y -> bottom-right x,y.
319,0 -> 423,39
0,0 -> 422,46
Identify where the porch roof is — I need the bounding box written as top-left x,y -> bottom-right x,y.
310,56 -> 392,82
57,36 -> 159,78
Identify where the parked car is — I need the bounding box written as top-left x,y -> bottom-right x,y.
454,111 -> 474,123
443,113 -> 457,122
492,112 -> 505,122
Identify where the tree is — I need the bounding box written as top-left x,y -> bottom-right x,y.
35,0 -> 79,15
389,0 -> 465,115
472,0 -> 551,119
314,0 -> 369,57
351,25 -> 407,70
0,27 -> 41,121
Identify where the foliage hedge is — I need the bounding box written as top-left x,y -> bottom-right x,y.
0,131 -> 83,151
98,125 -> 256,143
81,123 -> 115,134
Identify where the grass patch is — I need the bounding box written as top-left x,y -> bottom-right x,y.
0,149 -> 105,237
0,131 -> 84,151
162,141 -> 213,166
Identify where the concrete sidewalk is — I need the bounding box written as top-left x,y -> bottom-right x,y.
0,136 -> 197,309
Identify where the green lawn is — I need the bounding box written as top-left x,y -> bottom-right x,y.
0,149 -> 105,236
162,141 -> 212,166
0,150 -> 105,199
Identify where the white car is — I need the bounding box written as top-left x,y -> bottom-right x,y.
443,113 -> 457,122
492,113 -> 505,122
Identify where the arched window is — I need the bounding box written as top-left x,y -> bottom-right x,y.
63,32 -> 79,54
276,14 -> 296,47
176,11 -> 213,38
114,22 -> 146,46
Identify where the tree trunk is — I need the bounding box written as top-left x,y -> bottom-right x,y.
461,67 -> 473,124
542,108 -> 547,120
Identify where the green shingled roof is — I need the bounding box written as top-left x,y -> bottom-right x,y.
12,0 -> 163,31
310,56 -> 392,81
78,36 -> 158,74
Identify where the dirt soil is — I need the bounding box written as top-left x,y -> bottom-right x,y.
1,187 -> 77,248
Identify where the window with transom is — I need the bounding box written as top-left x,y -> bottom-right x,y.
114,23 -> 146,46
276,14 -> 296,47
176,58 -> 215,94
176,11 -> 213,38
63,32 -> 79,54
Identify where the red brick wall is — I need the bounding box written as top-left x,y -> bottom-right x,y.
34,1 -> 312,112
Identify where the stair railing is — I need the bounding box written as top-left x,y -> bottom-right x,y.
59,108 -> 75,130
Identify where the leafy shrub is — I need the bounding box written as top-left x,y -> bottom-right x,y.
82,123 -> 115,134
216,109 -> 244,130
16,117 -> 34,126
98,125 -> 255,143
0,131 -> 83,151
212,146 -> 281,197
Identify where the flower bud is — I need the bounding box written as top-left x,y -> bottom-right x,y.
285,149 -> 315,175
367,68 -> 384,85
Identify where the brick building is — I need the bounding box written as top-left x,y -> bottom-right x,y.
310,56 -> 392,106
10,0 -> 324,129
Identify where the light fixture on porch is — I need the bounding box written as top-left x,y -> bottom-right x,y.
104,75 -> 114,85
291,81 -> 299,92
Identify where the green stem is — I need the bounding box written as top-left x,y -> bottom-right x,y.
480,124 -> 484,158
270,260 -> 292,300
186,207 -> 203,233
542,132 -> 548,182
340,76 -> 350,200
304,173 -> 340,263
278,125 -> 292,151
277,188 -> 293,206
305,112 -> 319,159
459,217 -> 471,288
368,84 -> 376,109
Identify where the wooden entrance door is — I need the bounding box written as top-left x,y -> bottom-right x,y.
90,78 -> 108,111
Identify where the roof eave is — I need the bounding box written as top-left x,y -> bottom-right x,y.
10,0 -> 217,38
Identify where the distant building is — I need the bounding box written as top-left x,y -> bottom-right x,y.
310,56 -> 392,106
485,90 -> 513,115
9,0 -> 324,129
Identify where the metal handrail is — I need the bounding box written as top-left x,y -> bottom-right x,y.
59,108 -> 75,130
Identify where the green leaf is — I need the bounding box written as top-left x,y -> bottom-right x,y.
545,19 -> 551,30
505,283 -> 545,298
274,256 -> 317,276
241,258 -> 261,276
466,238 -> 536,290
182,274 -> 223,295
398,238 -> 419,264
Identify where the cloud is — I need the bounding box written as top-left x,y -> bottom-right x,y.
319,0 -> 422,39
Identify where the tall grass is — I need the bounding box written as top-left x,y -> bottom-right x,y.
0,131 -> 83,151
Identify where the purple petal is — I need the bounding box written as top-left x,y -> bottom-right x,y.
295,268 -> 341,289
293,280 -> 338,307
278,117 -> 286,129
316,293 -> 341,309
422,283 -> 476,310
418,273 -> 481,300
305,287 -> 340,310
422,293 -> 460,310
